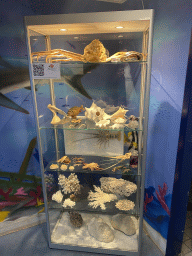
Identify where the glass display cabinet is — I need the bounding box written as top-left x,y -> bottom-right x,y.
24,9 -> 154,256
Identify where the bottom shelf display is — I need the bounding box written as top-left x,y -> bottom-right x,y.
51,211 -> 139,252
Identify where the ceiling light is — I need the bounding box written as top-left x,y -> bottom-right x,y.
74,37 -> 79,39
60,29 -> 67,31
118,35 -> 123,38
116,26 -> 124,29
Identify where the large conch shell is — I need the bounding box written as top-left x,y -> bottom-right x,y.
83,39 -> 109,63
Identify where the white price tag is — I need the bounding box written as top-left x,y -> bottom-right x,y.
32,63 -> 60,79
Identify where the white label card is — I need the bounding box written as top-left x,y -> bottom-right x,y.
32,63 -> 61,79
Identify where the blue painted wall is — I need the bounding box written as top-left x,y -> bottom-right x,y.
0,0 -> 191,240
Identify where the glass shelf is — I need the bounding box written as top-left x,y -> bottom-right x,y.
48,194 -> 138,217
45,162 -> 139,177
39,122 -> 142,132
32,60 -> 147,65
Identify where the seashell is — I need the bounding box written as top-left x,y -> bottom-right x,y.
88,217 -> 114,243
113,117 -> 127,124
50,164 -> 59,169
96,119 -> 110,128
111,214 -> 136,236
110,123 -> 124,129
60,164 -> 68,171
110,107 -> 128,121
69,166 -> 75,171
51,113 -> 61,124
85,102 -> 108,123
58,156 -> 71,164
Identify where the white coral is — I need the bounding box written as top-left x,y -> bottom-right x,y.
52,190 -> 63,203
100,177 -> 137,197
115,199 -> 135,211
88,186 -> 117,210
63,198 -> 76,208
58,173 -> 81,195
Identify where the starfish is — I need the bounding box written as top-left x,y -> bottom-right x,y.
83,162 -> 103,171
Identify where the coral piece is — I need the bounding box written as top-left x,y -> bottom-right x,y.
60,164 -> 68,171
83,39 -> 108,63
83,162 -> 103,171
68,211 -> 83,227
67,105 -> 84,119
156,183 -> 170,216
58,173 -> 81,195
88,217 -> 114,243
57,156 -> 71,164
115,199 -> 135,211
88,186 -> 117,210
52,190 -> 63,203
69,166 -> 75,171
63,198 -> 76,208
100,177 -> 137,197
144,193 -> 154,212
50,164 -> 59,169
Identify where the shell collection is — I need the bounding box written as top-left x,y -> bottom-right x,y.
44,40 -> 141,243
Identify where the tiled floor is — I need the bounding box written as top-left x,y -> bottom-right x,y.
180,211 -> 192,256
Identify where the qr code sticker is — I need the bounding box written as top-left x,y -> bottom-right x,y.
33,64 -> 44,77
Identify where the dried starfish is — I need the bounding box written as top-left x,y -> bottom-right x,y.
83,163 -> 103,171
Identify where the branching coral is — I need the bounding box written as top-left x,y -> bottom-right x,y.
156,183 -> 170,216
144,193 -> 153,212
58,173 -> 81,195
100,177 -> 137,197
52,190 -> 63,203
88,186 -> 117,210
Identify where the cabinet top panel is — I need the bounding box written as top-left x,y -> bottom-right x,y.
24,10 -> 153,36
